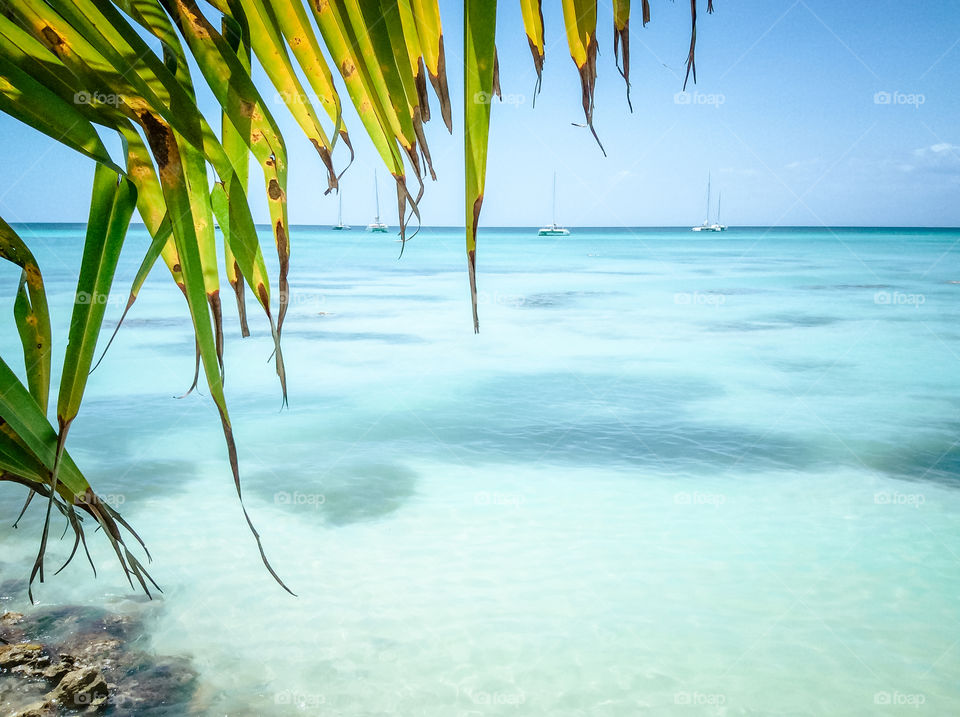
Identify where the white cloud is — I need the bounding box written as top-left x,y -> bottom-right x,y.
784,158 -> 822,171
913,143 -> 960,158
909,143 -> 960,175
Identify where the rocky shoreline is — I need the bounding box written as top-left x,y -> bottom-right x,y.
0,605 -> 196,716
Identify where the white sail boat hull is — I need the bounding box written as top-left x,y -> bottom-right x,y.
691,173 -> 728,231
332,191 -> 349,229
367,171 -> 389,233
538,173 -> 570,236
538,225 -> 570,236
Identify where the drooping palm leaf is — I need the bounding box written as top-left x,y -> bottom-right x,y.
28,165 -> 136,599
561,0 -> 605,155
0,0 -> 715,598
0,218 -> 51,412
308,0 -> 412,209
407,0 -> 452,131
519,0 -> 544,100
613,0 -> 631,110
464,0 -> 498,333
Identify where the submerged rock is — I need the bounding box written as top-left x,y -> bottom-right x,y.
0,606 -> 197,715
50,665 -> 109,711
0,643 -> 50,672
10,700 -> 58,717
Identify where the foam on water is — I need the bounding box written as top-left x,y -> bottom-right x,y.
1,226 -> 958,715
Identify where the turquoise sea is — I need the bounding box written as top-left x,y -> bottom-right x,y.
1,225 -> 959,715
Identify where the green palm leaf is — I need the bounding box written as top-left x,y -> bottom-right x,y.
0,0 -> 715,598
464,0 -> 498,333
0,219 -> 51,412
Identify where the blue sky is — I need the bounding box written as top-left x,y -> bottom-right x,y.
0,0 -> 958,226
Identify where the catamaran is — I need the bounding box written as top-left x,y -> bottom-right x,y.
538,173 -> 570,236
332,190 -> 350,230
691,173 -> 726,232
714,192 -> 727,231
366,171 -> 388,233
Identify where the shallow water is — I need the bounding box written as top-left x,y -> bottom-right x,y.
2,226 -> 959,715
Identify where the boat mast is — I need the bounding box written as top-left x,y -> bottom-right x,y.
374,170 -> 381,223
338,190 -> 343,226
552,172 -> 558,227
705,172 -> 711,224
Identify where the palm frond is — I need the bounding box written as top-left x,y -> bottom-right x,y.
0,0 -> 715,598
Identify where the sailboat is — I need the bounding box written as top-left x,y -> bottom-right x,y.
714,192 -> 727,231
691,173 -> 726,232
331,190 -> 350,230
538,173 -> 570,236
366,171 -> 388,233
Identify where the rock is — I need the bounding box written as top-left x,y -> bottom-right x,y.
0,643 -> 49,670
111,655 -> 197,713
1,605 -> 197,715
1,673 -> 52,715
16,606 -> 103,644
60,636 -> 124,672
10,700 -> 57,717
50,666 -> 108,712
1,611 -> 28,645
39,661 -> 72,683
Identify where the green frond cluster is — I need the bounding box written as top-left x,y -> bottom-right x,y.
0,0 -> 711,597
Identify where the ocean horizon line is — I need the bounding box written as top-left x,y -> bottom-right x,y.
8,222 -> 960,231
